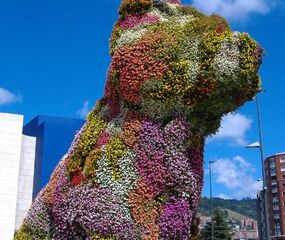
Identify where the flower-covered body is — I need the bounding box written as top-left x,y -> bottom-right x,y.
15,0 -> 263,239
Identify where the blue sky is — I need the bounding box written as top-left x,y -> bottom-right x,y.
0,0 -> 284,199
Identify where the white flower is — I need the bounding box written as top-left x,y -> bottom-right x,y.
105,109 -> 126,136
115,28 -> 147,51
149,9 -> 169,22
95,148 -> 138,220
166,3 -> 180,14
105,120 -> 122,136
214,32 -> 240,76
174,15 -> 194,26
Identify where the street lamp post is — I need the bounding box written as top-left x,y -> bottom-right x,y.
256,93 -> 271,240
209,160 -> 216,240
247,91 -> 270,240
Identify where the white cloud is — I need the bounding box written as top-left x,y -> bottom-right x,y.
212,156 -> 262,198
218,193 -> 231,199
191,0 -> 274,21
76,101 -> 91,119
234,155 -> 252,168
208,113 -> 252,146
0,87 -> 22,105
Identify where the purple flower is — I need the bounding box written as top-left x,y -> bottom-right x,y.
54,185 -> 141,239
159,197 -> 191,240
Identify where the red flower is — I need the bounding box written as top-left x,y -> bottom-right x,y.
71,171 -> 84,187
110,39 -> 168,103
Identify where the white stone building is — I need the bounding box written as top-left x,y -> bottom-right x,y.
0,113 -> 36,240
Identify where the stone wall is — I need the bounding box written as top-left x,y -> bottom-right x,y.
15,135 -> 36,230
0,113 -> 36,240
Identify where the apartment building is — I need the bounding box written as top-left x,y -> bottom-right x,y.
265,153 -> 285,238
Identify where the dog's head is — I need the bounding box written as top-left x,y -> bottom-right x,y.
104,0 -> 263,135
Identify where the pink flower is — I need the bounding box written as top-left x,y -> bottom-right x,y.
119,14 -> 159,29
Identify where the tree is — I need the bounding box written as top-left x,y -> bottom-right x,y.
191,216 -> 201,240
200,208 -> 232,240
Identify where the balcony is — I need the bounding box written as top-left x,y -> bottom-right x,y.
274,214 -> 280,220
271,172 -> 277,177
273,198 -> 279,202
272,180 -> 277,185
273,206 -> 280,211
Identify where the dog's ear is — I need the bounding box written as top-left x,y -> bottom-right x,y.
118,0 -> 153,19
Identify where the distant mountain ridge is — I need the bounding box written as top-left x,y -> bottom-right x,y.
198,197 -> 257,220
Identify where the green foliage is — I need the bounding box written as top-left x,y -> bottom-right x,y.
110,25 -> 123,55
67,149 -> 84,176
91,234 -> 116,240
106,137 -> 126,180
14,225 -> 31,240
83,149 -> 102,181
153,1 -> 178,15
178,6 -> 205,18
200,31 -> 231,73
67,102 -> 107,177
239,33 -> 260,76
119,0 -> 153,19
14,224 -> 52,240
239,33 -> 263,99
186,15 -> 230,36
77,108 -> 107,158
200,208 -> 232,240
163,60 -> 192,96
198,197 -> 257,220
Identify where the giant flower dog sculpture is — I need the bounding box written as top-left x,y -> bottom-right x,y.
15,0 -> 263,239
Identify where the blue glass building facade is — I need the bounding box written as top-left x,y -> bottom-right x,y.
23,115 -> 85,198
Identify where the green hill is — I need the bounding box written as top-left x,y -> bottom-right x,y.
198,197 -> 257,220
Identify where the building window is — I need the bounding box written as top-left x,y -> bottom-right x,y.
274,210 -> 280,215
275,219 -> 280,224
283,192 -> 285,197
283,183 -> 285,189
281,166 -> 285,172
281,157 -> 285,163
283,174 -> 285,179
